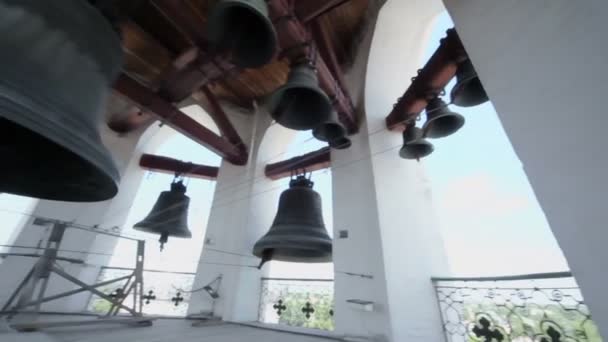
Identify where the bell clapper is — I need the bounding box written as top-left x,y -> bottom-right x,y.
257,249 -> 274,269
159,232 -> 169,251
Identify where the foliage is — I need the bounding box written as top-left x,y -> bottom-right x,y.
278,292 -> 335,331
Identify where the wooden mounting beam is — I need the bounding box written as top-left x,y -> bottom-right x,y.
140,154 -> 219,180
197,86 -> 247,150
265,147 -> 331,180
113,74 -> 247,165
296,0 -> 353,23
385,29 -> 467,131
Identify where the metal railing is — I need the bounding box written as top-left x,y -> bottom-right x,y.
87,266 -> 196,317
432,272 -> 602,341
258,277 -> 335,331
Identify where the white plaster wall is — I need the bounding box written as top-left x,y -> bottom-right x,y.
329,0 -> 450,340
443,0 -> 608,338
187,105 -> 266,321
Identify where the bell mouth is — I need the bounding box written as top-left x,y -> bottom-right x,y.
270,87 -> 333,131
264,248 -> 332,263
422,113 -> 465,138
450,76 -> 489,107
399,142 -> 434,160
0,110 -> 118,202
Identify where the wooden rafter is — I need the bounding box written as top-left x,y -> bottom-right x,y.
140,154 -> 219,180
265,147 -> 331,180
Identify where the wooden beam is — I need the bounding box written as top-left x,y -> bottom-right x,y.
198,87 -> 247,150
296,0 -> 353,23
113,74 -> 247,165
265,147 -> 331,180
140,154 -> 219,180
385,29 -> 467,131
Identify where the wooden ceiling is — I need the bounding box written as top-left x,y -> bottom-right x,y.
110,0 -> 370,110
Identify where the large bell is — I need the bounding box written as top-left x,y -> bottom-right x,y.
134,180 -> 192,251
399,126 -> 434,160
268,63 -> 333,131
422,97 -> 465,138
313,112 -> 347,143
253,175 -> 332,268
0,0 -> 123,202
208,0 -> 277,68
450,59 -> 489,107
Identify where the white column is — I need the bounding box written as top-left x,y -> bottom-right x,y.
443,0 -> 608,338
331,0 -> 449,341
187,105 -> 269,321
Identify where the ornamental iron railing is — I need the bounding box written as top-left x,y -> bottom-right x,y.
432,272 -> 602,342
87,266 -> 195,317
258,278 -> 335,331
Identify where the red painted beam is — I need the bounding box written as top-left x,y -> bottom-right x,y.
265,147 -> 331,180
296,0 -> 352,23
385,29 -> 467,131
113,74 -> 248,165
269,0 -> 357,133
198,86 -> 247,150
140,153 -> 219,180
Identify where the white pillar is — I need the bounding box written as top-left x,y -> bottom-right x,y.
330,0 -> 449,340
187,105 -> 269,321
443,0 -> 608,338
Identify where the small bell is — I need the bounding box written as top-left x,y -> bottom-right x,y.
451,59 -> 489,107
399,126 -> 434,160
313,112 -> 346,143
253,174 -> 332,268
422,97 -> 465,138
329,136 -> 352,150
133,178 -> 192,251
0,0 -> 123,201
268,63 -> 332,131
207,0 -> 277,68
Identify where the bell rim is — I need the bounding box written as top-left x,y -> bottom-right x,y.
422,112 -> 465,138
132,224 -> 193,238
207,0 -> 277,68
313,121 -> 346,142
450,76 -> 489,107
399,141 -> 434,159
0,92 -> 119,201
268,85 -> 333,131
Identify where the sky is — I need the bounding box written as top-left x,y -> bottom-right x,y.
0,11 -> 569,280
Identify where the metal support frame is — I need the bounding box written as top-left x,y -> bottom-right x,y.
0,221 -> 154,331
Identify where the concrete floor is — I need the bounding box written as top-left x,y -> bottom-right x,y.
0,317 -> 340,342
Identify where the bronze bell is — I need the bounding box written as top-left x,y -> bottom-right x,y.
268,63 -> 333,131
451,59 -> 489,107
329,136 -> 352,150
253,175 -> 332,268
134,180 -> 192,250
313,112 -> 347,143
399,126 -> 434,160
0,0 -> 123,201
422,97 -> 465,138
207,0 -> 277,68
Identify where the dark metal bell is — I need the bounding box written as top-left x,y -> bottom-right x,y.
253,175 -> 332,267
313,112 -> 347,143
268,63 -> 333,131
134,180 -> 192,250
399,126 -> 434,160
450,59 -> 489,107
329,136 -> 352,150
0,0 -> 123,202
208,0 -> 277,68
422,97 -> 465,138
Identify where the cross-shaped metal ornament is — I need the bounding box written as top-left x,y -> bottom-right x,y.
143,290 -> 156,305
301,302 -> 315,319
273,299 -> 287,316
540,326 -> 562,342
172,292 -> 184,306
472,316 -> 504,342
